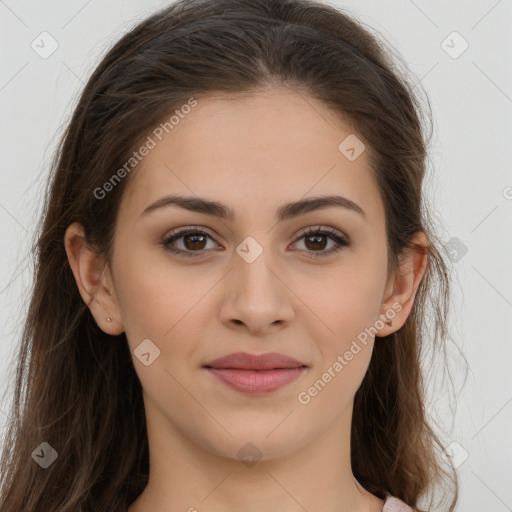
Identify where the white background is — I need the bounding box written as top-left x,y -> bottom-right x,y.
1,1 -> 511,510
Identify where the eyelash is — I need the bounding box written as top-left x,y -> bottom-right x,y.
160,226 -> 351,259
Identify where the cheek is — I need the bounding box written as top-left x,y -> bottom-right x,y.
113,252 -> 211,395
294,262 -> 386,343
297,318 -> 375,415
112,243 -> 215,343
301,285 -> 379,411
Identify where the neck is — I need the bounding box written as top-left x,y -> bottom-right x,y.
128,399 -> 384,512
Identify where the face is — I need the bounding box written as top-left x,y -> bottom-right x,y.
102,87 -> 395,460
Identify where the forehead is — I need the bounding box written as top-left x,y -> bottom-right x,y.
118,88 -> 384,227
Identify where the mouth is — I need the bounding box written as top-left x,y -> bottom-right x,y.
203,352 -> 308,394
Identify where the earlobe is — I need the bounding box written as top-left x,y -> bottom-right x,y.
376,231 -> 429,337
64,222 -> 124,335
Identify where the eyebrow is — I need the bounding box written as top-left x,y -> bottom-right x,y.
139,194 -> 366,222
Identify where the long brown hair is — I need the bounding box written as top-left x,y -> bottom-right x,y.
0,0 -> 458,510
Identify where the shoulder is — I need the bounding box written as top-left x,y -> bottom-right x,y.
382,493 -> 416,512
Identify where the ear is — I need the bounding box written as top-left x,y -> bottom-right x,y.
375,231 -> 429,337
64,222 -> 124,335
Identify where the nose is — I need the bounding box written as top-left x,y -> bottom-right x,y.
218,248 -> 295,336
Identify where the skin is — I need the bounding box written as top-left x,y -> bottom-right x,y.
65,87 -> 428,512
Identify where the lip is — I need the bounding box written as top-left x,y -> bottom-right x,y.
203,351 -> 308,394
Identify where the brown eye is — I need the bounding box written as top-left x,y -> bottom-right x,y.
304,233 -> 329,251
292,227 -> 351,258
161,226 -> 350,259
181,232 -> 207,250
161,228 -> 219,257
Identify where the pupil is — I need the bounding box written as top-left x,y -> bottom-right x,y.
306,235 -> 326,250
185,233 -> 206,250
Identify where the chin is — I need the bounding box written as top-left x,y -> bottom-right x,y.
195,423 -> 307,464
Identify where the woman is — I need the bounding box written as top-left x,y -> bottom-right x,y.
0,0 -> 458,510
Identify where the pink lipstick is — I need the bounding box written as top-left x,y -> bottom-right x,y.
203,351 -> 307,394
